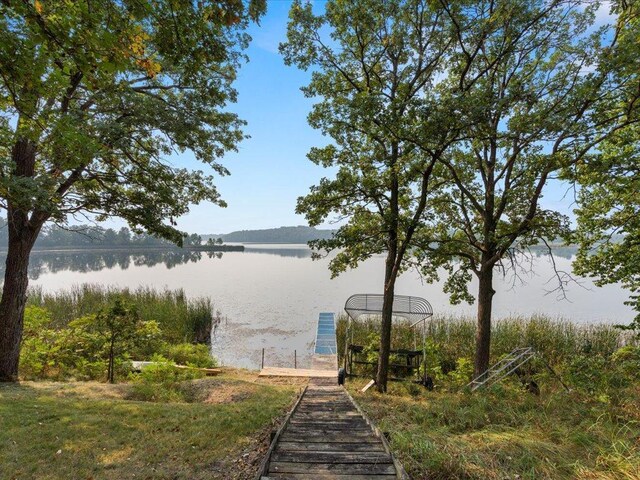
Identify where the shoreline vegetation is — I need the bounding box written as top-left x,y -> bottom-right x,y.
338,315 -> 639,479
0,219 -> 242,253
8,284 -> 640,478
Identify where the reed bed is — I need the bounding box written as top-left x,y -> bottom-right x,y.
337,313 -> 631,369
28,284 -> 215,344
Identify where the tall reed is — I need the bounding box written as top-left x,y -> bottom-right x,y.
337,313 -> 630,368
28,284 -> 214,344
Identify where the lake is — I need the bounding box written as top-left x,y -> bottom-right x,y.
6,244 -> 635,369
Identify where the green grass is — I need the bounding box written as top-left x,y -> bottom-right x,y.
0,371 -> 301,480
348,379 -> 640,480
340,314 -> 639,478
28,284 -> 217,344
337,314 -> 629,372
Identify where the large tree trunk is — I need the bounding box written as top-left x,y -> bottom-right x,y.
474,261 -> 495,378
0,138 -> 42,382
0,216 -> 39,381
376,250 -> 397,393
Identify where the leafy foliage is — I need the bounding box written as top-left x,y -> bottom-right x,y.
409,0 -> 639,376
0,0 -> 264,242
128,354 -> 206,402
569,1 -> 640,328
281,0 -> 458,391
573,126 -> 640,327
0,0 -> 265,381
18,296 -> 216,382
161,343 -> 216,369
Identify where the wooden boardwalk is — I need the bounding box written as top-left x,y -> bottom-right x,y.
259,379 -> 402,479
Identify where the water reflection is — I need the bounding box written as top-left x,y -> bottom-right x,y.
0,249 -> 224,280
0,244 -> 575,281
244,246 -> 313,258
528,245 -> 575,260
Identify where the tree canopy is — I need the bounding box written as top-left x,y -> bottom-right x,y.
411,0 -> 640,375
282,0 -> 459,390
0,0 -> 265,381
0,0 -> 265,242
571,1 -> 640,329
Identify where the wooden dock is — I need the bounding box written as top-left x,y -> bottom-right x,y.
259,312 -> 338,379
258,379 -> 403,479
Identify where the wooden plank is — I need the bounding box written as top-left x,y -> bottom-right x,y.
264,474 -> 396,479
275,442 -> 386,453
259,367 -> 337,378
293,411 -> 361,417
284,426 -> 373,435
272,451 -> 393,464
295,404 -> 353,409
269,462 -> 396,475
288,419 -> 370,428
278,433 -> 381,444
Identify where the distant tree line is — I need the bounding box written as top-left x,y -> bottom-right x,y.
211,225 -> 335,244
0,218 -> 203,249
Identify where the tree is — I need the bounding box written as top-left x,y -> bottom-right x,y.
572,1 -> 640,330
216,237 -> 223,245
95,300 -> 140,383
281,0 -> 457,392
413,0 -> 640,377
116,227 -> 131,246
0,0 -> 265,381
184,233 -> 202,246
69,299 -> 160,383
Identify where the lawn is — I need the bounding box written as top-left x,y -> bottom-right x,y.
0,370 -> 303,480
348,378 -> 640,480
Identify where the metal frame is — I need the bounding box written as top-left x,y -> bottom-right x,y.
467,347 -> 535,391
343,294 -> 433,379
467,347 -> 571,392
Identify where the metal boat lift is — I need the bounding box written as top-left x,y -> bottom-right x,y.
343,294 -> 433,380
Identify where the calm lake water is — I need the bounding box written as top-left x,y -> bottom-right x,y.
7,244 -> 635,369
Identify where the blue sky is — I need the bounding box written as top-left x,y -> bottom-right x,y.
174,1 -> 331,234
166,0 -> 613,235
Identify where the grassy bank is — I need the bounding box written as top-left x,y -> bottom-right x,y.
349,379 -> 639,479
340,314 -> 639,479
20,286 -> 221,382
28,284 -> 216,344
0,370 -> 303,480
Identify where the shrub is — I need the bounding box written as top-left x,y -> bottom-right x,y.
128,355 -> 206,402
447,358 -> 474,387
19,300 -> 161,382
161,343 -> 216,368
20,307 -> 63,379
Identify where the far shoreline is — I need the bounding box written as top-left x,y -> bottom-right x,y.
0,244 -> 245,254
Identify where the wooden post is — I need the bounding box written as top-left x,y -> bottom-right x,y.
261,348 -> 265,369
294,350 -> 297,369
